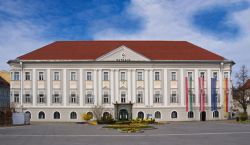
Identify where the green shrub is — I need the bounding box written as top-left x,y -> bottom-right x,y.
239,112 -> 248,121
97,114 -> 115,124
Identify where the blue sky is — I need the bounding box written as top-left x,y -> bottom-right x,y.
0,0 -> 250,74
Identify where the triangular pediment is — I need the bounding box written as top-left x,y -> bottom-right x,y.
96,45 -> 150,61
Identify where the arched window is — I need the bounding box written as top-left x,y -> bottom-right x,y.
103,112 -> 110,119
87,112 -> 93,119
70,112 -> 77,119
188,111 -> 194,118
54,111 -> 60,119
155,111 -> 161,119
213,111 -> 219,118
38,111 -> 45,119
137,111 -> 144,119
171,111 -> 177,119
25,111 -> 31,119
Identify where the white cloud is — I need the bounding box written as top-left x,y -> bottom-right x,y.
93,0 -> 250,74
0,20 -> 49,70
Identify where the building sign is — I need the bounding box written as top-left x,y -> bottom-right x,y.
116,53 -> 131,62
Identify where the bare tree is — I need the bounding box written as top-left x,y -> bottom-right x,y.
92,105 -> 104,121
233,65 -> 250,113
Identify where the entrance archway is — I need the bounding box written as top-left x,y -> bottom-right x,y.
119,109 -> 128,120
200,111 -> 206,121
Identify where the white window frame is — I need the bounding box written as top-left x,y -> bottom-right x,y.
38,71 -> 44,81
171,71 -> 177,81
137,71 -> 143,81
103,71 -> 109,81
188,71 -> 193,80
86,72 -> 92,81
25,72 -> 31,81
120,71 -> 126,81
121,91 -> 126,103
70,71 -> 77,81
70,90 -> 77,104
154,71 -> 160,81
53,72 -> 60,81
13,71 -> 20,81
224,72 -> 229,79
136,90 -> 143,103
38,91 -> 45,103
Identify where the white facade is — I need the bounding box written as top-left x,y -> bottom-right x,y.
8,45 -> 234,122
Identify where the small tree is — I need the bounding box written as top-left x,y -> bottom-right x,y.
92,105 -> 104,121
233,65 -> 250,113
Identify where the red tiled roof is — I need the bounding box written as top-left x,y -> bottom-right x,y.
18,41 -> 225,61
243,79 -> 250,89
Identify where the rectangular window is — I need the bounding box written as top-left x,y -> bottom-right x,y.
13,72 -> 20,81
213,72 -> 218,79
14,92 -> 19,103
70,92 -> 77,104
171,72 -> 176,81
24,93 -> 32,103
154,72 -> 160,80
137,72 -> 143,81
188,72 -> 193,79
170,91 -> 178,103
53,72 -> 60,81
70,72 -> 76,81
136,91 -> 143,103
38,93 -> 45,103
120,72 -> 126,81
153,91 -> 161,103
86,72 -> 92,81
52,92 -> 61,103
25,72 -> 31,80
38,72 -> 44,80
200,72 -> 205,78
224,72 -> 229,78
103,92 -> 109,104
103,72 -> 109,81
121,92 -> 126,103
86,91 -> 94,104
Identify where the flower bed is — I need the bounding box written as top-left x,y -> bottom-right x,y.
103,123 -> 156,133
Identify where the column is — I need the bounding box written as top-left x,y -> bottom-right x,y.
149,69 -> 153,107
163,68 -> 168,106
219,70 -> 223,106
110,69 -> 114,104
180,68 -> 185,106
94,69 -> 98,106
127,69 -> 132,102
79,69 -> 83,106
47,69 -> 51,106
228,70 -> 232,112
207,69 -> 212,107
195,69 -> 199,106
144,69 -> 149,106
115,69 -> 119,102
20,67 -> 23,106
98,69 -> 102,105
131,69 -> 136,103
32,69 -> 36,106
63,69 -> 67,106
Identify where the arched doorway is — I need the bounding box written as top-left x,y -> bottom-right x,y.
137,111 -> 144,119
200,111 -> 206,121
119,109 -> 128,120
25,111 -> 31,119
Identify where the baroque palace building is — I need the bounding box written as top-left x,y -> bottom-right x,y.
8,41 -> 234,122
